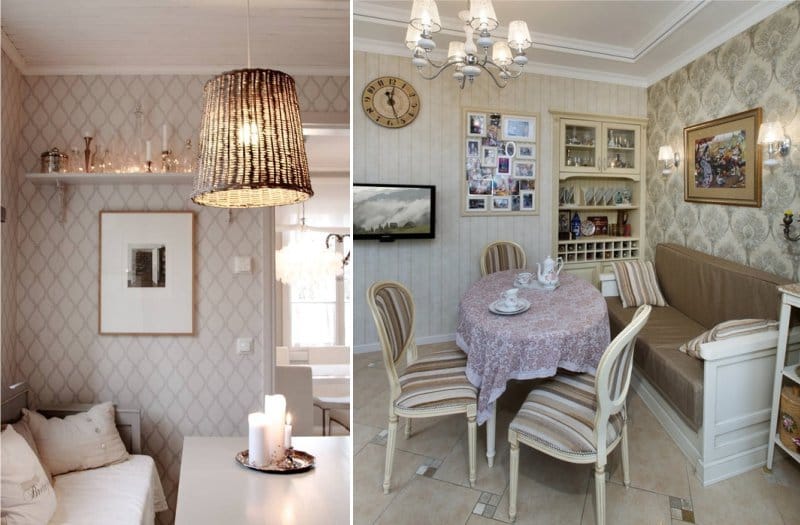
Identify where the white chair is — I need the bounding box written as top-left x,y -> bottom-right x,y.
367,280 -> 477,494
275,365 -> 314,436
307,345 -> 350,364
480,241 -> 527,276
508,304 -> 651,524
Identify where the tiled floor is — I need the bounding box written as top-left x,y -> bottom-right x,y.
354,343 -> 800,525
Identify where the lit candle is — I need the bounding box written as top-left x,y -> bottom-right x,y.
145,140 -> 152,162
247,412 -> 268,467
162,124 -> 169,151
284,413 -> 293,449
264,394 -> 286,463
82,129 -> 92,138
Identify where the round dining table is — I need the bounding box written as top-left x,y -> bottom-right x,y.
456,270 -> 610,466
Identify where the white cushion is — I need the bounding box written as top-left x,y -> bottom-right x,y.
23,402 -> 129,476
612,260 -> 667,308
679,318 -> 779,359
1,426 -> 57,525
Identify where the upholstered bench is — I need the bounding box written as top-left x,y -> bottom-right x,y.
601,243 -> 800,485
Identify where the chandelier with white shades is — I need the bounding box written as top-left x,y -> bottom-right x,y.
405,0 -> 532,89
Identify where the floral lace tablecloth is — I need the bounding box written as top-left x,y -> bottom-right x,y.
456,270 -> 610,424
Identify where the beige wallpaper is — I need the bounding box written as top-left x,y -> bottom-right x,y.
353,51 -> 647,349
2,51 -> 24,390
646,2 -> 800,279
7,73 -> 347,524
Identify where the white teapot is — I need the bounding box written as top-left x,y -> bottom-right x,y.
536,255 -> 564,288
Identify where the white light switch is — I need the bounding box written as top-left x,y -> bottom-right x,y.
236,338 -> 254,354
233,256 -> 252,274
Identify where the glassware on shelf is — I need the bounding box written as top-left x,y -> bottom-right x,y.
71,147 -> 84,172
178,139 -> 195,173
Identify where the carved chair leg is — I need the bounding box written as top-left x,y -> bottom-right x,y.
467,405 -> 477,488
594,464 -> 606,525
384,412 -> 398,495
508,430 -> 519,522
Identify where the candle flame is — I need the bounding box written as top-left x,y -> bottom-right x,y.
286,412 -> 292,425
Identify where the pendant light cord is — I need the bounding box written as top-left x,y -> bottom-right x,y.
246,0 -> 252,68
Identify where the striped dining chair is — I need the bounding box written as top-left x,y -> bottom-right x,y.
366,280 -> 477,494
507,304 -> 651,525
480,241 -> 527,276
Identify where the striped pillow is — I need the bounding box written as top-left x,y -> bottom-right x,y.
611,261 -> 667,308
679,318 -> 779,359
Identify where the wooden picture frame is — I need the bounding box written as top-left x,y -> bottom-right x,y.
462,107 -> 539,216
684,108 -> 762,207
99,211 -> 194,335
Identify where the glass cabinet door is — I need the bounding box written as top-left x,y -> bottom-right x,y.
602,123 -> 640,175
560,119 -> 601,173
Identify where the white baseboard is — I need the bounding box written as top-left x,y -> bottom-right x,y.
353,333 -> 456,354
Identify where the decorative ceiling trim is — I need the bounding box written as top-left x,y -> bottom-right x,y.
1,31 -> 27,73
644,0 -> 790,85
14,64 -> 349,77
630,0 -> 708,59
353,37 -> 648,88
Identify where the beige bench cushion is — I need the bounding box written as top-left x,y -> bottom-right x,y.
607,297 -> 705,431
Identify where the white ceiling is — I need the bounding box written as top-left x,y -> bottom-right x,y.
354,0 -> 790,87
1,0 -> 349,76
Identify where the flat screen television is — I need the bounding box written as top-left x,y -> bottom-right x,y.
353,183 -> 436,241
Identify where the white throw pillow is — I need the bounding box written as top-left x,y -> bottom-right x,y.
1,426 -> 57,525
22,402 -> 129,476
611,260 -> 667,308
679,318 -> 779,359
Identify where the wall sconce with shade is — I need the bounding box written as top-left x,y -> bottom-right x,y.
658,145 -> 680,176
757,122 -> 792,167
191,0 -> 313,208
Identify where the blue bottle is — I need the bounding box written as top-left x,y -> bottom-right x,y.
571,212 -> 581,239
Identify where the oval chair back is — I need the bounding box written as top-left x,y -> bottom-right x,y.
480,241 -> 527,276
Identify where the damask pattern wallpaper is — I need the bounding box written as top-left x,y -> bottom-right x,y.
5,72 -> 347,524
646,2 -> 800,279
1,52 -> 24,390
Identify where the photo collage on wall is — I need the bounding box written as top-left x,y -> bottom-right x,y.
463,109 -> 538,215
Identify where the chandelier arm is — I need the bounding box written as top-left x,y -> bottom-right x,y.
479,64 -> 509,88
415,61 -> 461,81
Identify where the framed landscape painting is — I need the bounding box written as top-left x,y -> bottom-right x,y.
684,108 -> 762,207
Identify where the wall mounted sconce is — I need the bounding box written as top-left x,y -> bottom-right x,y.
658,145 -> 680,175
783,210 -> 800,242
757,122 -> 791,166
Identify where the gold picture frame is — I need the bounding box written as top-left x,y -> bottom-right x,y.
683,107 -> 762,207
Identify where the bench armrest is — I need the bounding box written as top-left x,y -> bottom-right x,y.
699,326 -> 800,361
599,272 -> 618,297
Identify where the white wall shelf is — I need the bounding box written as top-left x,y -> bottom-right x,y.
26,172 -> 193,186
25,172 -> 194,223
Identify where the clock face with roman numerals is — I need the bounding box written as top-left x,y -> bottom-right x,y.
361,76 -> 420,128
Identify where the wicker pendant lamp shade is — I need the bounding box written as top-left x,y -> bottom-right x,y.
191,69 -> 314,207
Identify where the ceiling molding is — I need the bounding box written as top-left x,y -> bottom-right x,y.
15,64 -> 349,77
631,0 -> 709,59
1,31 -> 27,72
354,37 -> 647,88
645,0 -> 791,85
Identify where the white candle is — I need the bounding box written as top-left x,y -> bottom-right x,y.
247,412 -> 268,467
264,394 -> 286,463
82,129 -> 92,138
284,413 -> 293,449
145,140 -> 152,162
162,124 -> 169,151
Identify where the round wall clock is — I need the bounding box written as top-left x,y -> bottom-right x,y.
361,76 -> 420,128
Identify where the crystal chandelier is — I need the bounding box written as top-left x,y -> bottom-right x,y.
405,0 -> 532,89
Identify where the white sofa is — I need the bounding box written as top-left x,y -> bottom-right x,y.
1,383 -> 167,524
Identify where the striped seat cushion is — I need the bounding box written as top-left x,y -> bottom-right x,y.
612,260 -> 667,308
679,318 -> 779,359
396,351 -> 476,410
509,374 -> 624,456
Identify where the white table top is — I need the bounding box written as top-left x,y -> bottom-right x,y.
175,436 -> 351,525
310,364 -> 350,378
